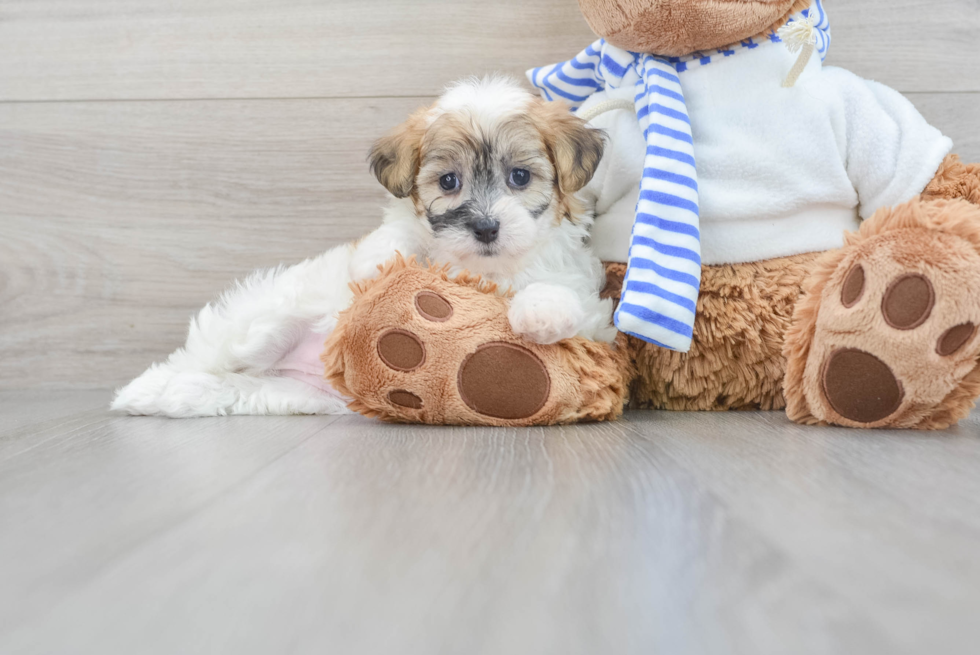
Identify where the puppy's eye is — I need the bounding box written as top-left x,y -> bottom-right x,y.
439,173 -> 459,192
509,168 -> 531,188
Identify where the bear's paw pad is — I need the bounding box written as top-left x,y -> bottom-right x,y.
805,229 -> 980,428
325,260 -> 627,426
457,342 -> 550,420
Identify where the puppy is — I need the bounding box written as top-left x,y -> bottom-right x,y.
112,77 -> 615,417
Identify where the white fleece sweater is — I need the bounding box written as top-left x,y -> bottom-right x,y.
580,40 -> 953,266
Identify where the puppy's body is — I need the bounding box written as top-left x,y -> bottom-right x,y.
113,78 -> 614,417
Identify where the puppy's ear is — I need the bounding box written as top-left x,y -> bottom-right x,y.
368,107 -> 428,198
531,99 -> 605,194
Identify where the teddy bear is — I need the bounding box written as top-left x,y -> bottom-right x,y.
324,0 -> 980,429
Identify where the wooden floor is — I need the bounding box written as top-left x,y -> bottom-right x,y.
3,391 -> 980,654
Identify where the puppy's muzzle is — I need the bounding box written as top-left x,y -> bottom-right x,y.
472,218 -> 500,244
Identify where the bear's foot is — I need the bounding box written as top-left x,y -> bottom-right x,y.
785,199 -> 980,429
322,256 -> 630,426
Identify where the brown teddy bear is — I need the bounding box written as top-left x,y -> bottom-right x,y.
324,0 -> 980,429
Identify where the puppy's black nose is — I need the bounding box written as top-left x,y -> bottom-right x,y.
472,219 -> 500,244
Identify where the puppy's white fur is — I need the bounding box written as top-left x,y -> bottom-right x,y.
113,78 -> 615,417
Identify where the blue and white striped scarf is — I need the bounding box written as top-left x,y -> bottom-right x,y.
528,1 -> 829,351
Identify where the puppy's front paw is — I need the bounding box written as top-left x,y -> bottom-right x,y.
508,284 -> 585,344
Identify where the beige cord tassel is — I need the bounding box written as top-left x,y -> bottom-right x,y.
576,98 -> 636,123
778,12 -> 819,88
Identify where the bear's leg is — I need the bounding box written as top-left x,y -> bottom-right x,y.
784,198 -> 980,429
322,257 -> 632,426
922,154 -> 980,206
611,253 -> 818,411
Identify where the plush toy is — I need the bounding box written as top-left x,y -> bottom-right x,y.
323,255 -> 631,425
325,0 -> 980,428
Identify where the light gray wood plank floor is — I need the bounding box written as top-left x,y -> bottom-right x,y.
3,391 -> 980,655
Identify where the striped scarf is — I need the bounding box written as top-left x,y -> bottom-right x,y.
528,1 -> 830,351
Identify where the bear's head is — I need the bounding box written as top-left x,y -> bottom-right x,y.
578,0 -> 811,56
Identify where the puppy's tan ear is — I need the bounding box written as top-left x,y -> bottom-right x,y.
368,107 -> 428,198
531,99 -> 605,194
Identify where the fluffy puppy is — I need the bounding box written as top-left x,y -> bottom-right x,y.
112,77 -> 614,417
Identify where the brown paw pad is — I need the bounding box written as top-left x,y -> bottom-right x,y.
821,348 -> 904,424
457,342 -> 550,420
387,389 -> 423,409
377,329 -> 425,372
415,290 -> 453,322
881,273 -> 934,330
937,323 -> 977,357
840,263 -> 865,308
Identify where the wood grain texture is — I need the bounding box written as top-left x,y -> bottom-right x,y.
0,0 -> 596,102
907,93 -> 980,161
1,0 -> 977,102
0,391 -> 344,636
0,389 -> 108,432
2,395 -> 980,654
626,411 -> 980,653
2,94 -> 978,390
0,97 -> 429,389
823,0 -> 980,92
